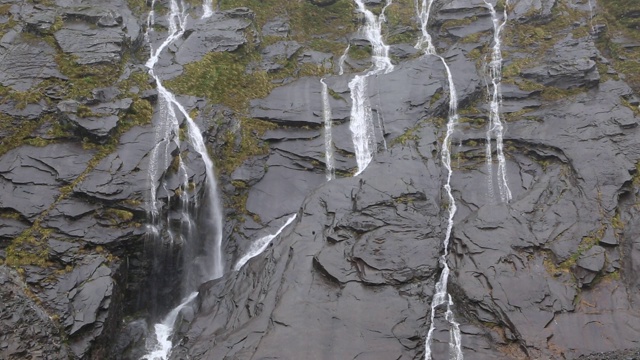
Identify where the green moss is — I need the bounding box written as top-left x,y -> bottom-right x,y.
166,51 -> 271,114
540,86 -> 584,101
430,89 -> 443,105
125,98 -> 154,126
386,0 -> 418,32
55,53 -> 124,100
104,208 -> 135,223
599,0 -> 640,29
217,117 -> 276,176
328,88 -> 343,101
0,116 -> 48,158
125,0 -> 149,15
220,0 -> 355,42
23,137 -> 52,147
5,223 -> 53,268
441,17 -> 476,30
348,45 -> 372,60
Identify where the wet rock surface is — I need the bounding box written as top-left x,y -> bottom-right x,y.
0,266 -> 69,359
1,0 -> 640,359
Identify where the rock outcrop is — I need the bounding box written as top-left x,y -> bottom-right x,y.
1,0 -> 640,359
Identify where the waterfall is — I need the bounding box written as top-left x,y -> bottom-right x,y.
338,44 -> 350,76
349,0 -> 394,176
484,0 -> 512,203
202,0 -> 213,18
321,79 -> 335,181
587,0 -> 596,33
142,1 -> 224,358
234,214 -> 297,271
141,292 -> 198,360
415,0 -> 463,359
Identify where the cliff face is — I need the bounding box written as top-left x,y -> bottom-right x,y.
1,0 -> 640,359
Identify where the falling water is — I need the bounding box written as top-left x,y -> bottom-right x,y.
141,292 -> 198,360
143,1 -> 224,358
234,214 -> 297,271
484,0 -> 512,203
587,0 -> 596,33
338,44 -> 350,76
415,0 -> 463,359
349,0 -> 394,175
202,0 -> 213,18
321,79 -> 335,181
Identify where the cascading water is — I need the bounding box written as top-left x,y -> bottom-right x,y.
233,214 -> 297,271
587,0 -> 595,33
141,292 -> 198,360
484,0 -> 512,203
415,0 -> 463,359
349,0 -> 394,175
338,44 -> 350,76
202,0 -> 213,18
143,1 -> 224,358
321,79 -> 335,181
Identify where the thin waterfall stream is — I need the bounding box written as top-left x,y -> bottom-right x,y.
233,214 -> 298,271
349,0 -> 394,175
484,0 -> 512,203
415,0 -> 463,358
142,1 -> 224,358
321,79 -> 335,181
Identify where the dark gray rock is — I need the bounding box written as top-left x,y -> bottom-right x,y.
39,255 -> 116,358
173,9 -> 252,65
54,25 -> 125,65
512,0 -> 557,22
577,245 -> 606,272
24,10 -> 57,33
230,155 -> 267,185
389,43 -> 421,59
521,35 -> 600,89
0,99 -> 47,120
0,266 -> 70,360
250,77 -> 325,126
245,152 -> 326,223
57,99 -> 132,140
260,41 -> 302,72
599,226 -> 619,246
171,137 -> 451,359
0,143 -> 96,219
298,49 -> 333,68
74,125 -> 155,202
261,17 -> 290,37
0,36 -> 66,91
0,217 -> 29,240
48,238 -> 81,264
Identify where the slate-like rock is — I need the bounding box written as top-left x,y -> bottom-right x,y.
0,266 -> 70,359
0,36 -> 66,91
54,25 -> 124,65
173,9 -> 252,66
521,35 -> 600,89
0,143 -> 95,219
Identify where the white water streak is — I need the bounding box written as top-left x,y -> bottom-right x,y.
349,0 -> 394,176
338,44 -> 350,76
587,0 -> 596,33
321,79 -> 335,180
141,292 -> 198,360
143,1 -> 225,358
202,0 -> 213,18
484,0 -> 512,203
146,0 -> 224,281
234,214 -> 297,271
415,0 -> 463,359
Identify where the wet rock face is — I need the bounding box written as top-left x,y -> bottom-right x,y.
0,266 -> 69,359
170,0 -> 640,359
2,0 -> 640,359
